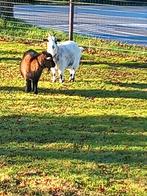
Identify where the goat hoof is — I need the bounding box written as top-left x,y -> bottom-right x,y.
25,88 -> 31,93
52,79 -> 56,83
59,79 -> 64,83
69,78 -> 75,82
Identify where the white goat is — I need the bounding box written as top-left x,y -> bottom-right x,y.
47,35 -> 83,83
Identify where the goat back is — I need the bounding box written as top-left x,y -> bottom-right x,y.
22,49 -> 38,59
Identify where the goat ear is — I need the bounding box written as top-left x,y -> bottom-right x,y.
56,38 -> 61,42
55,37 -> 60,44
42,51 -> 52,58
55,37 -> 57,44
42,51 -> 48,56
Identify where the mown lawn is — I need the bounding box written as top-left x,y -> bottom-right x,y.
0,39 -> 147,195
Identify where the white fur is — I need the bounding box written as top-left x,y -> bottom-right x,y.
47,35 -> 83,83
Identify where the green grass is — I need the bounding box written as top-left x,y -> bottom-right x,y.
0,21 -> 147,195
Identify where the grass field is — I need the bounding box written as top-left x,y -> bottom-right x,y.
0,29 -> 147,195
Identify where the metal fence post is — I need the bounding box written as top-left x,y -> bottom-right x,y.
69,0 -> 74,41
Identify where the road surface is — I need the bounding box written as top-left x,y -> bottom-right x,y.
14,4 -> 147,45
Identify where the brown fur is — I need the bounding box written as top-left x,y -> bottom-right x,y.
20,49 -> 55,94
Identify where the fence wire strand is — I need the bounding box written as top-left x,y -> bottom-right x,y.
0,0 -> 147,51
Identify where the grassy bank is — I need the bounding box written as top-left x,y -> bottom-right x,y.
1,17 -> 147,55
0,19 -> 147,195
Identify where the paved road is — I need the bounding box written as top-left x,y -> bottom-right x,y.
14,5 -> 147,45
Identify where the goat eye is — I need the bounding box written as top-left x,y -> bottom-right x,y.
52,45 -> 55,49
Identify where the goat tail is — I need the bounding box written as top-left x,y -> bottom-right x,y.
79,47 -> 84,52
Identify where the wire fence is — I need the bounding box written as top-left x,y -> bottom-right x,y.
0,0 -> 147,47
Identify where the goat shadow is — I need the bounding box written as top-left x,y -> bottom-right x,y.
0,85 -> 147,100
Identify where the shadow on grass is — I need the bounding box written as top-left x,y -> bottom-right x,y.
0,114 -> 146,165
0,49 -> 22,56
107,81 -> 147,89
0,57 -> 21,61
0,49 -> 22,61
107,62 -> 147,69
0,86 -> 147,100
94,60 -> 147,69
82,59 -> 147,69
81,60 -> 99,65
0,147 -> 146,165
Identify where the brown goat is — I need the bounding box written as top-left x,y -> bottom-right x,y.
20,49 -> 55,94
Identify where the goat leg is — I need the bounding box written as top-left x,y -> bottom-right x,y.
25,80 -> 31,92
69,69 -> 75,82
58,69 -> 64,83
51,67 -> 56,82
33,80 -> 38,94
69,75 -> 75,82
